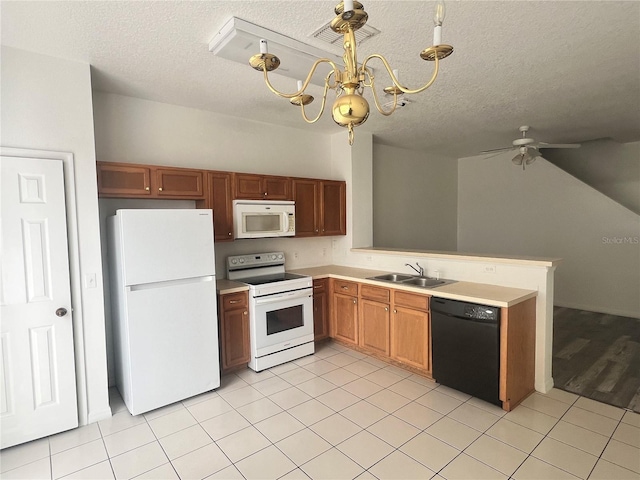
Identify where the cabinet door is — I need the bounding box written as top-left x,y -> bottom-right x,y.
293,179 -> 319,237
235,173 -> 264,199
97,162 -> 152,197
264,176 -> 291,200
320,181 -> 346,236
210,172 -> 234,241
155,168 -> 205,198
219,292 -> 250,372
313,291 -> 329,341
332,293 -> 358,345
360,299 -> 390,356
391,306 -> 429,371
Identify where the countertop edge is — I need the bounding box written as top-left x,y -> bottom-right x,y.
290,266 -> 537,308
216,279 -> 250,295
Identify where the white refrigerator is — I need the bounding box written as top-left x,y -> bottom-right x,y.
108,209 -> 220,415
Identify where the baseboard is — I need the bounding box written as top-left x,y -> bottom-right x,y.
554,302 -> 640,320
85,406 -> 113,425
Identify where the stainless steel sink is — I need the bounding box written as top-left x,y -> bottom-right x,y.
402,277 -> 446,287
371,273 -> 414,282
367,273 -> 456,289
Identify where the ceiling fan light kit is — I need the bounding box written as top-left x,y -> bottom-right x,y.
482,125 -> 581,170
249,0 -> 454,145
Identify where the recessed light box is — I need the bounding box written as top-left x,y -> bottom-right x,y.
209,17 -> 344,88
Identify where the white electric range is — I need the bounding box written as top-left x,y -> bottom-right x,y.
227,252 -> 314,371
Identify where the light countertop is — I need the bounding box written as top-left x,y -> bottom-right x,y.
216,278 -> 250,295
289,265 -> 537,308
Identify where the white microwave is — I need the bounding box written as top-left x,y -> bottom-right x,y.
233,200 -> 295,239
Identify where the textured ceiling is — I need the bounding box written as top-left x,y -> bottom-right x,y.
2,1 -> 639,157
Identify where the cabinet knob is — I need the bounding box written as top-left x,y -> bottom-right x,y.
341,286 -> 348,290
228,232 -> 232,236
244,311 -> 248,315
315,229 -> 319,233
158,187 -> 163,192
394,309 -> 397,313
385,307 -> 389,311
264,192 -> 267,196
145,186 -> 150,191
229,300 -> 240,304
353,299 -> 357,304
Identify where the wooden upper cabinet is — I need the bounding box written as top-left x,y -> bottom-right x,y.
292,178 -> 346,237
321,180 -> 346,236
155,168 -> 204,198
196,171 -> 234,242
292,179 -> 320,236
97,162 -> 205,200
97,162 -> 152,197
235,173 -> 291,200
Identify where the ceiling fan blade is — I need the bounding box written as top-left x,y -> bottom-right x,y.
480,146 -> 514,154
536,142 -> 581,149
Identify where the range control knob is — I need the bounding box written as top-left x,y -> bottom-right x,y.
231,259 -> 238,264
239,258 -> 245,264
278,254 -> 284,259
271,254 -> 277,260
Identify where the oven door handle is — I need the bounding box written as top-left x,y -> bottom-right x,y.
254,290 -> 312,306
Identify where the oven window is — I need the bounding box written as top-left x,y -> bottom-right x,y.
267,305 -> 304,335
245,214 -> 281,233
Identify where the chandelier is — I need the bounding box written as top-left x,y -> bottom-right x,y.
249,0 -> 453,145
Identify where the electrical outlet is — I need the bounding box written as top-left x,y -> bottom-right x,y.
332,239 -> 338,250
322,248 -> 327,257
484,265 -> 496,274
294,252 -> 299,259
366,255 -> 373,262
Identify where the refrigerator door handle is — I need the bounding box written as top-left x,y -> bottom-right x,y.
127,275 -> 215,292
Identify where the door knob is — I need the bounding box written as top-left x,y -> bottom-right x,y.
56,308 -> 68,317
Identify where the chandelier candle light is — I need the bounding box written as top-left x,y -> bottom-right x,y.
249,0 -> 453,145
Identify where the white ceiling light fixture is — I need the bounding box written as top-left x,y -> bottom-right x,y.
209,17 -> 345,88
248,0 -> 454,145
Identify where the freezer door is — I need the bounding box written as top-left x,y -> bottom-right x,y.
122,277 -> 220,415
116,209 -> 215,285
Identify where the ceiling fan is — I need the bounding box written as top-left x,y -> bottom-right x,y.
482,126 -> 581,170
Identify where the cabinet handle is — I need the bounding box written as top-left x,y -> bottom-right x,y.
264,192 -> 267,196
385,307 -> 389,311
243,311 -> 248,315
313,285 -> 322,289
315,229 -> 319,233
394,309 -> 397,313
228,232 -> 232,236
229,300 -> 240,304
145,186 -> 150,191
353,299 -> 357,304
341,286 -> 349,290
158,187 -> 163,192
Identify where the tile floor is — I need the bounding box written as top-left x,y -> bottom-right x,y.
2,341 -> 639,480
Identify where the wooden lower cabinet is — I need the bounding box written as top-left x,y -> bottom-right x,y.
391,306 -> 430,371
313,279 -> 329,341
218,291 -> 250,372
359,285 -> 391,356
360,299 -> 390,356
499,297 -> 536,410
330,280 -> 359,345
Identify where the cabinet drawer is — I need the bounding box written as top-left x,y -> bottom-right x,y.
313,278 -> 328,294
361,284 -> 391,303
394,291 -> 430,311
333,279 -> 358,296
221,291 -> 248,310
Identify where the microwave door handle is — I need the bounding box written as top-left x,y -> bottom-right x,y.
283,213 -> 290,233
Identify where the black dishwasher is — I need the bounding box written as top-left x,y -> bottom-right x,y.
431,298 -> 501,405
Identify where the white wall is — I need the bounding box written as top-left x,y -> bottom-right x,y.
372,144 -> 458,251
544,139 -> 640,214
1,46 -> 111,423
458,154 -> 640,318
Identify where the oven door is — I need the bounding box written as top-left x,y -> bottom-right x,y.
252,288 -> 313,357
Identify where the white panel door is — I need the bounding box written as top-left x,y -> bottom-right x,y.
0,156 -> 78,449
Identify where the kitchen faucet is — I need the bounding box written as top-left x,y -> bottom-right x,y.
405,262 -> 424,277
